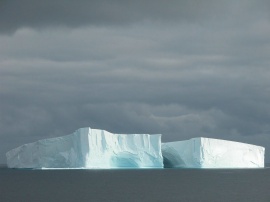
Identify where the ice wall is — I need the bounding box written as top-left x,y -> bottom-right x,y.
6,128 -> 163,169
162,137 -> 265,168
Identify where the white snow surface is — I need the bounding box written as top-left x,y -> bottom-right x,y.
6,128 -> 163,169
162,137 -> 265,168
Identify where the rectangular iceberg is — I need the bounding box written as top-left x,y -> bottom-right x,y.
6,127 -> 164,169
162,137 -> 265,168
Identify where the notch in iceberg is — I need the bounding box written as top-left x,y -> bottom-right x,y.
162,137 -> 265,168
6,127 -> 164,169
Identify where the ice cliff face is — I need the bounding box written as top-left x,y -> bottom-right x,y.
6,128 -> 163,169
162,137 -> 265,168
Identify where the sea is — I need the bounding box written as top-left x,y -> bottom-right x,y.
1,165 -> 270,202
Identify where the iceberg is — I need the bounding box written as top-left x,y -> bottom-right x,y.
162,137 -> 265,168
6,127 -> 265,169
6,127 -> 163,169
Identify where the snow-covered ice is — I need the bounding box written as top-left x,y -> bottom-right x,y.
162,137 -> 265,168
6,127 -> 163,169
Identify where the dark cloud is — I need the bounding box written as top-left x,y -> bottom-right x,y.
1,0 -> 269,33
1,1 -> 270,163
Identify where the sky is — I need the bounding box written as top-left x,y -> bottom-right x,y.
0,0 -> 270,163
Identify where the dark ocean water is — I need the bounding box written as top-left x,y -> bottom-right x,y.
1,167 -> 270,202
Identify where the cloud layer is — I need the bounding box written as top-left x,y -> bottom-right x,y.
1,0 -> 269,33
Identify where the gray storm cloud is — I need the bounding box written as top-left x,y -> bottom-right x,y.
1,0 -> 269,33
0,0 -> 270,163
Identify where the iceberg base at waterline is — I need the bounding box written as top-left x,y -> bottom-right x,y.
162,137 -> 265,168
6,127 -> 164,169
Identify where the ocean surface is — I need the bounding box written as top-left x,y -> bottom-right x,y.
1,166 -> 270,202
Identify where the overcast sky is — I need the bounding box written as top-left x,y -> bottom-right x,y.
1,0 -> 270,163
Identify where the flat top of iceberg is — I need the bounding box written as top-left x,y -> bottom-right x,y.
163,137 -> 265,150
